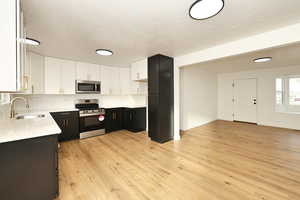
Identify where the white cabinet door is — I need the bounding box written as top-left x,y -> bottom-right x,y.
76,62 -> 100,81
119,68 -> 130,95
76,62 -> 89,80
131,63 -> 140,81
100,66 -> 114,95
131,59 -> 147,81
61,60 -> 76,94
0,0 -> 18,92
30,52 -> 45,94
138,59 -> 147,80
111,68 -> 120,95
45,57 -> 61,94
89,64 -> 100,81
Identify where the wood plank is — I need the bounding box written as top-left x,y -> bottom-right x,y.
56,120 -> 300,200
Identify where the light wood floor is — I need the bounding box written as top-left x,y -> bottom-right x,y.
57,120 -> 300,200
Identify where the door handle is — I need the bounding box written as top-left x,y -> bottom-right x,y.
63,120 -> 66,128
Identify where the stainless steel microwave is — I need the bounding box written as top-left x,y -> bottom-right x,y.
75,80 -> 101,94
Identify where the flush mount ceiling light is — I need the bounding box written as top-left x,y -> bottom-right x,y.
95,49 -> 113,56
189,0 -> 224,20
23,38 -> 40,46
253,57 -> 272,63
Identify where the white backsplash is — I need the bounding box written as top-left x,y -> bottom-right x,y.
12,94 -> 147,112
0,104 -> 10,120
0,94 -> 11,120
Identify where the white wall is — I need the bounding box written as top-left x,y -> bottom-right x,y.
218,65 -> 300,130
180,66 -> 218,131
13,94 -> 146,112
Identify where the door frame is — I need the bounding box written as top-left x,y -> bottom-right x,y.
232,78 -> 258,124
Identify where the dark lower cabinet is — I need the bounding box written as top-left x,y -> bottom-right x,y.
50,111 -> 80,142
123,107 -> 146,132
105,108 -> 123,133
0,135 -> 59,200
105,107 -> 146,133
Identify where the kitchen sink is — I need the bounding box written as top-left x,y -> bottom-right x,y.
15,114 -> 46,120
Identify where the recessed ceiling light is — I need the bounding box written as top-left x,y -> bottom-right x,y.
253,57 -> 272,63
189,0 -> 224,20
96,49 -> 113,56
23,38 -> 40,46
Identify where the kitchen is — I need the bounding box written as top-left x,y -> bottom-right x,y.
1,0 -> 175,199
2,0 -> 300,200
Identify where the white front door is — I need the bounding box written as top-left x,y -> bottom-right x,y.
233,79 -> 257,123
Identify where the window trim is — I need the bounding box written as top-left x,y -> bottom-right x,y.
276,76 -> 300,113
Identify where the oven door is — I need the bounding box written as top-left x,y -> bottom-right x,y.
80,114 -> 105,133
76,80 -> 101,94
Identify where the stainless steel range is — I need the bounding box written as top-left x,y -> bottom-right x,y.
75,99 -> 105,139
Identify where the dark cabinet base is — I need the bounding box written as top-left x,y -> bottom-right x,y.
105,107 -> 147,133
50,111 -> 80,142
105,108 -> 123,133
0,135 -> 59,200
123,107 -> 146,133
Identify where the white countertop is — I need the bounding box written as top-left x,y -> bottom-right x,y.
16,107 -> 79,114
0,112 -> 61,144
103,105 -> 147,109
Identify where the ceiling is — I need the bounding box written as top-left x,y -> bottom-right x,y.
23,0 -> 300,67
185,42 -> 300,73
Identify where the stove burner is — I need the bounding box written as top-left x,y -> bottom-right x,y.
75,99 -> 105,117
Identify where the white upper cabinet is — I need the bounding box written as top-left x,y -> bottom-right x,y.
45,57 -> 61,94
111,68 -> 121,94
60,60 -> 76,94
0,0 -> 25,92
45,57 -> 76,94
76,62 -> 100,81
26,52 -> 45,94
131,59 -> 147,81
119,68 -> 130,95
100,66 -> 116,95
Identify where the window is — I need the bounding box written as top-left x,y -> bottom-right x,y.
276,78 -> 283,105
276,76 -> 300,113
289,78 -> 300,105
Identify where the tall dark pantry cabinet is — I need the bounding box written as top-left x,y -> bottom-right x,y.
148,54 -> 174,143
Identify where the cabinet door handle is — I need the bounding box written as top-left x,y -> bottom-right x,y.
32,85 -> 34,94
66,120 -> 68,127
63,120 -> 66,128
23,75 -> 29,90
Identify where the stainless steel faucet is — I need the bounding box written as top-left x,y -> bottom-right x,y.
10,97 -> 30,119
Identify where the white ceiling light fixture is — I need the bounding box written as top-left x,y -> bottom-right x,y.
189,0 -> 224,20
22,38 -> 40,46
95,49 -> 113,56
253,57 -> 272,63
